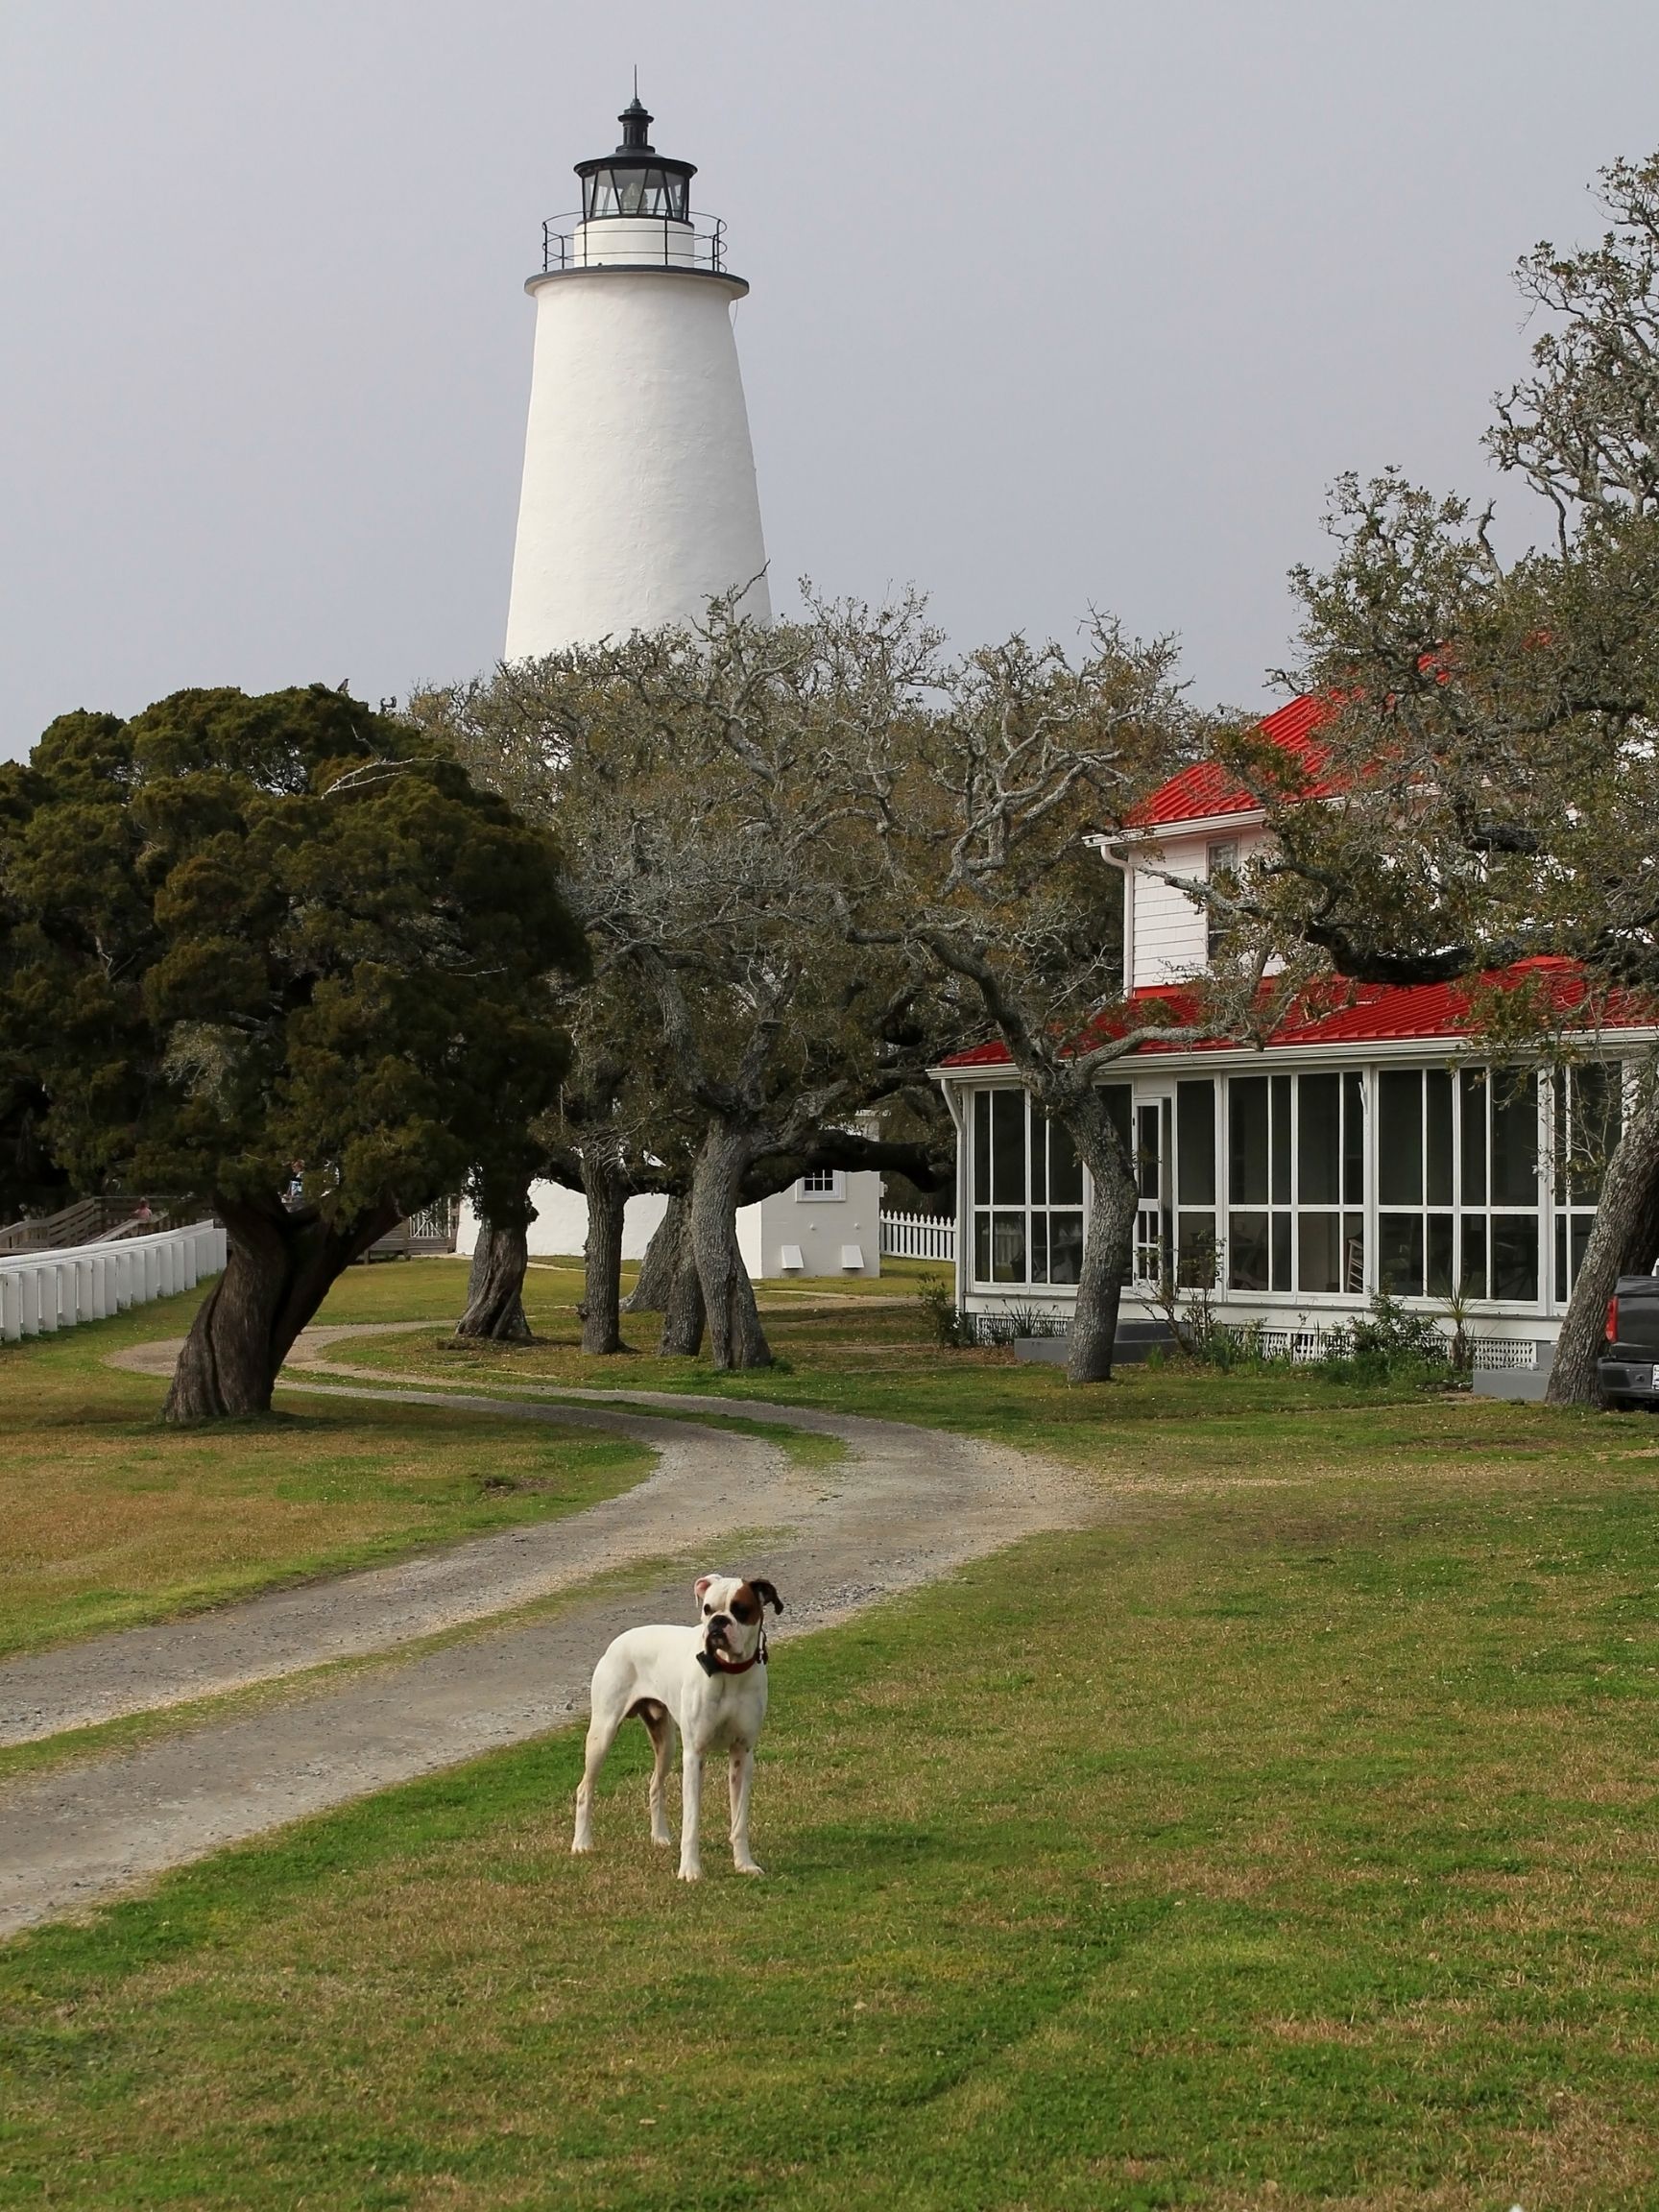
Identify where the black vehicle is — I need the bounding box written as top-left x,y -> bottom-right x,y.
1599,1275 -> 1659,1408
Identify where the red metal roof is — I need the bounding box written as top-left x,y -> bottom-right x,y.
938,959 -> 1647,1069
1126,693 -> 1333,829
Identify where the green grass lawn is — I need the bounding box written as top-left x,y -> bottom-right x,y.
0,1276 -> 651,1658
6,1256 -> 1659,2204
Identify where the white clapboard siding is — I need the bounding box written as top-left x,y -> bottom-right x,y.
0,1221 -> 227,1344
1131,864 -> 1209,987
879,1211 -> 955,1262
1129,826 -> 1270,989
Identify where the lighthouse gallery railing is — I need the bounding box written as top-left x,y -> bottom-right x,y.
540,211 -> 729,276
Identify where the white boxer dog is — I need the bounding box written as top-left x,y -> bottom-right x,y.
572,1572 -> 783,1881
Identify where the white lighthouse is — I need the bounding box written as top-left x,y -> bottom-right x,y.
503,95 -> 771,658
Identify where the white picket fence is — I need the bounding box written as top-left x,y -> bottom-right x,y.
879,1210 -> 955,1262
0,1221 -> 227,1345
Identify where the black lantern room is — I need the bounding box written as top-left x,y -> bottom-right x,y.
575,95 -> 694,224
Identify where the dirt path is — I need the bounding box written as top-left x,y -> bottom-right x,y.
0,1328 -> 1092,1939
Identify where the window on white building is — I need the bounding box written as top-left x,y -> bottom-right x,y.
1205,840 -> 1238,960
971,1089 -> 1118,1285
798,1169 -> 841,1199
1227,1071 -> 1365,1295
1376,1067 -> 1539,1302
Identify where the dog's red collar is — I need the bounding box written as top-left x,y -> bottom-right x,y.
696,1634 -> 768,1678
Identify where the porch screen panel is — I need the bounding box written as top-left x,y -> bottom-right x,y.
969,1088 -> 1094,1287
1294,1072 -> 1363,1293
1044,1115 -> 1085,1284
1376,1066 -> 1541,1305
1379,1071 -> 1423,1204
1483,1071 -> 1539,1302
1176,1079 -> 1217,1286
1554,1064 -> 1622,1298
1379,1070 -> 1450,1296
1225,1070 -> 1368,1298
1228,1076 -> 1291,1292
989,1089 -> 1026,1282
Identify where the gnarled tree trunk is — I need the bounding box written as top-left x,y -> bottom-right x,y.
580,1144 -> 628,1356
165,1194 -> 401,1422
658,1203 -> 707,1356
689,1118 -> 771,1369
1549,1070 -> 1659,1405
624,1195 -> 685,1313
457,1203 -> 535,1343
1059,1088 -> 1140,1386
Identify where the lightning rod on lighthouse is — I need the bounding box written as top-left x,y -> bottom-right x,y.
503,94 -> 771,658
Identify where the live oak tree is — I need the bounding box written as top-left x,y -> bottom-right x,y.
1217,150 -> 1659,1405
418,596 -> 959,1371
852,617 -> 1262,1383
0,686 -> 586,1419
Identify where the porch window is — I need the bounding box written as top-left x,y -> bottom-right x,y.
1227,1070 -> 1364,1295
1175,1079 -> 1218,1285
1552,1064 -> 1622,1298
969,1088 -> 1117,1286
1377,1067 -> 1540,1302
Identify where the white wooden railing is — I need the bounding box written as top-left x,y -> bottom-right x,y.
879,1210 -> 955,1262
0,1221 -> 227,1345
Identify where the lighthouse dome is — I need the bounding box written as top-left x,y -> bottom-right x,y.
575,96 -> 695,223
544,92 -> 730,273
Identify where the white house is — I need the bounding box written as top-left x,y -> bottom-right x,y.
932,696 -> 1653,1368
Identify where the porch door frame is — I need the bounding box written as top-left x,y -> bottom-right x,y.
1132,1082 -> 1177,1288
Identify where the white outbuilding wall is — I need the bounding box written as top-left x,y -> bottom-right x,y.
456,1186 -> 668,1264
737,1173 -> 881,1282
504,268 -> 770,659
457,1175 -> 880,1282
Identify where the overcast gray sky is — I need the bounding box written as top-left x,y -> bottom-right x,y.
4,1 -> 1656,760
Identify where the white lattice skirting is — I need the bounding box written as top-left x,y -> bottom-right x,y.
1468,1335 -> 1543,1369
1245,1327 -> 1541,1367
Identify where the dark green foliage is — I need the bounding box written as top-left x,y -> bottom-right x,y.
1335,1288 -> 1460,1383
0,686 -> 588,1405
913,1269 -> 971,1348
1,685 -> 584,1214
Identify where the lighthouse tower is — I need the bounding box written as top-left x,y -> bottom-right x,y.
503,95 -> 771,658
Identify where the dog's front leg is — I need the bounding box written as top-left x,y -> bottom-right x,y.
678,1742 -> 704,1882
729,1744 -> 762,1875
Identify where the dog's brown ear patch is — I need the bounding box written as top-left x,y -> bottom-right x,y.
751,1577 -> 783,1615
730,1583 -> 759,1625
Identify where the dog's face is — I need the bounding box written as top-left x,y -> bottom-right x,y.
693,1574 -> 782,1663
